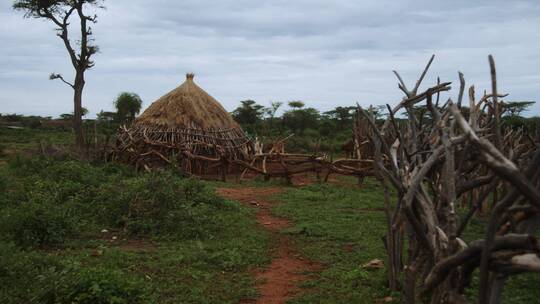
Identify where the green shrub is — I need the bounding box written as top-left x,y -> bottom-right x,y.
8,154 -> 47,174
7,157 -> 93,180
0,168 -> 10,210
0,159 -> 98,246
0,241 -> 62,303
99,162 -> 136,177
0,201 -> 76,248
23,118 -> 42,129
0,242 -> 147,304
1,156 -> 227,242
0,171 -> 6,193
37,266 -> 147,304
95,173 -> 223,238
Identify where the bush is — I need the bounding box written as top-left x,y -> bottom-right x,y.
0,158 -> 103,247
0,201 -> 76,248
0,241 -> 62,303
95,172 -> 224,238
0,242 -> 147,304
1,156 -> 227,243
37,266 -> 147,304
0,143 -> 6,157
0,171 -> 6,193
23,118 -> 42,129
502,115 -> 540,133
99,162 -> 136,177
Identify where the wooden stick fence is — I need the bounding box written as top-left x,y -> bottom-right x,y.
359,54 -> 539,303
114,124 -> 375,182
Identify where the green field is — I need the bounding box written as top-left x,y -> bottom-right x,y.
1,128 -> 539,303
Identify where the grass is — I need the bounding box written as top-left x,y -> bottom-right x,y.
267,177 -> 540,303
55,207 -> 270,304
1,221 -> 269,303
0,154 -> 270,303
1,127 -> 538,303
0,128 -> 73,163
271,178 -> 397,303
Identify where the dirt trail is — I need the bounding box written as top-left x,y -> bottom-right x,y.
216,187 -> 318,304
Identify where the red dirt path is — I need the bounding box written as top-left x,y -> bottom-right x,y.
216,187 -> 319,304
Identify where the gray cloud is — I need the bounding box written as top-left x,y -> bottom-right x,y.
1,0 -> 539,117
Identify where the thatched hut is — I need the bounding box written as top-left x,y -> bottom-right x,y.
116,74 -> 253,175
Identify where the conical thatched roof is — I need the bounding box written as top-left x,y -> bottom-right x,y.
115,74 -> 253,172
135,73 -> 240,130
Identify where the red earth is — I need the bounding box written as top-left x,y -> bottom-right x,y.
216,187 -> 320,304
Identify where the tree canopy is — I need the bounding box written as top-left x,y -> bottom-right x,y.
288,101 -> 305,109
232,100 -> 265,126
282,103 -> 320,135
503,101 -> 535,117
114,92 -> 143,124
323,106 -> 356,128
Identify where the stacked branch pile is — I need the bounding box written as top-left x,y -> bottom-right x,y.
239,135 -> 375,183
359,55 -> 539,303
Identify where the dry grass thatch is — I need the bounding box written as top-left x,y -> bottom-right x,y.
135,73 -> 241,130
115,74 -> 253,173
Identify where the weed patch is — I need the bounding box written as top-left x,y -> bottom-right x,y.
0,156 -> 270,303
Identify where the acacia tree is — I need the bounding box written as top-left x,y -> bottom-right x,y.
282,101 -> 320,135
232,100 -> 265,126
261,101 -> 283,132
323,106 -> 356,129
13,0 -> 104,149
264,101 -> 283,120
288,100 -> 305,109
503,101 -> 535,117
114,92 -> 143,124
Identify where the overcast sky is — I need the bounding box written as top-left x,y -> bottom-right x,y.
1,0 -> 539,118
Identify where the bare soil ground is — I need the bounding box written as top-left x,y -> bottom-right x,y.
216,187 -> 319,304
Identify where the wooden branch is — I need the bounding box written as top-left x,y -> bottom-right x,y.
469,85 -> 478,129
456,178 -> 499,236
423,234 -> 538,293
457,71 -> 465,108
393,70 -> 411,97
49,73 -> 74,89
476,149 -> 540,304
436,76 -> 441,107
358,105 -> 400,175
450,104 -> 540,206
412,54 -> 435,95
404,82 -> 452,107
494,253 -> 540,273
489,55 -> 503,150
457,175 -> 495,196
182,151 -> 221,162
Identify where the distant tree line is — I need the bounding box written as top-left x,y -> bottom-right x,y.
0,92 -> 142,131
230,99 -> 539,153
231,100 -> 358,153
1,96 -> 537,154
232,100 -> 358,136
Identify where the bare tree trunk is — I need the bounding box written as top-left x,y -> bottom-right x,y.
73,71 -> 86,150
16,1 -> 98,151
